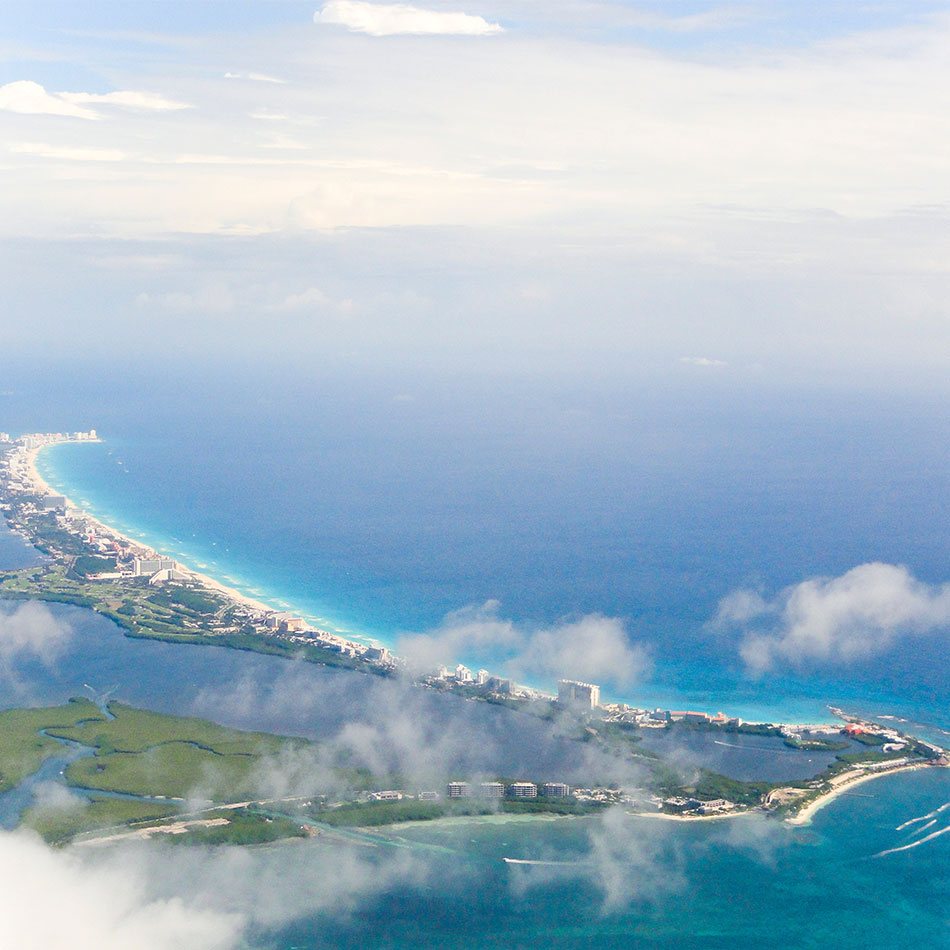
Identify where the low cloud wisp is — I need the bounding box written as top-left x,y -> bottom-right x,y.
714,562 -> 950,672
398,601 -> 649,688
0,601 -> 73,690
0,81 -> 189,119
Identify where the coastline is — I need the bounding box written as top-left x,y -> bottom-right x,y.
785,763 -> 938,826
12,442 -> 838,726
27,441 -> 313,627
631,808 -> 753,823
11,437 -> 949,743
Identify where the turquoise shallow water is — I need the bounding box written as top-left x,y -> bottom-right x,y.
270,769 -> 950,949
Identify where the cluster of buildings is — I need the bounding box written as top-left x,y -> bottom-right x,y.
446,780 -> 572,799
426,664 -> 551,703
255,610 -> 395,668
662,796 -> 735,816
16,431 -> 97,452
1,432 -> 400,668
601,703 -> 744,729
557,679 -> 600,710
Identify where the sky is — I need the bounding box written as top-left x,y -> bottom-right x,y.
2,1 -> 950,379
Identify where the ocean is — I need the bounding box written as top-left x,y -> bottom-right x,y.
2,361 -> 949,948
12,361 -> 950,730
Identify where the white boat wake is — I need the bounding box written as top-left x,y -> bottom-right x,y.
874,824 -> 950,858
712,740 -> 791,754
907,819 -> 937,837
503,858 -> 584,867
895,801 -> 949,831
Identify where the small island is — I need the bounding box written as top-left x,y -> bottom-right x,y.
0,431 -> 947,846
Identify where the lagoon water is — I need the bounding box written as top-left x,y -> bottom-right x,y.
2,364 -> 949,947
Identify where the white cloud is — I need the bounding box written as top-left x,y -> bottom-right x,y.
27,780 -> 87,817
508,807 -> 683,912
223,72 -> 286,84
0,81 -> 189,120
625,6 -> 758,33
135,281 -> 235,314
12,142 -> 130,162
59,91 -> 190,112
0,826 -> 435,948
0,832 -> 243,950
270,286 -> 354,313
397,601 -> 649,687
713,563 -> 950,672
512,615 -> 650,686
260,135 -> 309,150
0,602 -> 73,700
678,356 -> 727,367
0,601 -> 72,667
0,81 -> 98,119
314,0 -> 503,36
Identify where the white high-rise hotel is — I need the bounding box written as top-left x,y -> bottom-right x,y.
557,679 -> 600,710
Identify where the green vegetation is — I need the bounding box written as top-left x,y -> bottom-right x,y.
21,796 -> 180,845
0,564 -> 381,674
72,555 -> 117,577
51,702 -> 294,755
148,587 -> 223,614
311,799 -> 491,827
51,702 -> 308,800
307,795 -> 606,828
588,720 -> 644,746
0,699 -> 326,844
67,743 -> 264,799
726,722 -> 784,737
783,737 -> 849,752
0,698 -> 105,793
691,771 -> 773,806
849,731 -> 886,746
833,748 -> 911,768
167,810 -> 306,846
26,519 -> 87,557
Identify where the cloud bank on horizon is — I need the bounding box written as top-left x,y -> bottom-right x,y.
4,3 -> 950,237
715,562 -> 950,673
3,1 -> 950,381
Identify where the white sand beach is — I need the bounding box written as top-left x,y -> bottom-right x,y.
25,440 -> 277,618
785,763 -> 937,826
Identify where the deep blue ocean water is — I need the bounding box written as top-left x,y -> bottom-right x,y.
9,364 -> 948,728
1,362 -> 949,949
